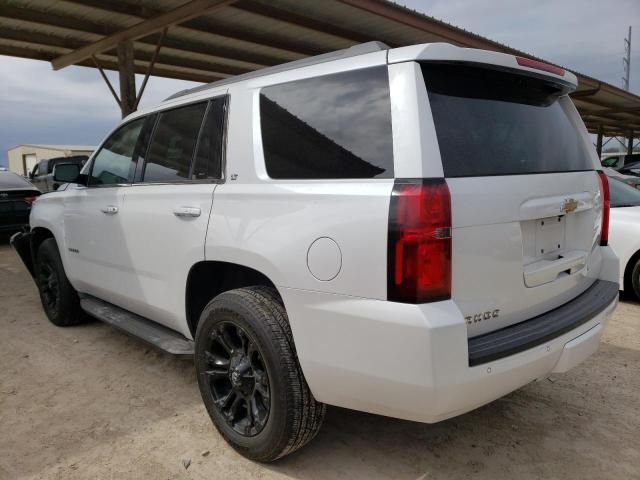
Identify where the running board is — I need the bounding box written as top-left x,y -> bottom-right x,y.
80,296 -> 194,358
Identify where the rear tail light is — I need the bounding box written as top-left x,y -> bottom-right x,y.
24,195 -> 38,205
515,56 -> 565,76
597,171 -> 610,246
388,179 -> 452,303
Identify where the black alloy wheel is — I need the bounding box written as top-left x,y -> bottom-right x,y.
203,321 -> 271,436
195,286 -> 325,461
35,238 -> 86,326
37,261 -> 60,313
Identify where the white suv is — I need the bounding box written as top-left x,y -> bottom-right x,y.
12,42 -> 619,461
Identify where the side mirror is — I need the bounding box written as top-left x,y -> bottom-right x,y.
53,163 -> 84,184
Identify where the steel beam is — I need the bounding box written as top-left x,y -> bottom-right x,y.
51,0 -> 237,70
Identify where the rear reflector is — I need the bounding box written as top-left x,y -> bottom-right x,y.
388,179 -> 452,303
597,171 -> 610,246
24,196 -> 38,205
516,56 -> 565,76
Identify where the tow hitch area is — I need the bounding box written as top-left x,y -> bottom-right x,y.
10,228 -> 35,277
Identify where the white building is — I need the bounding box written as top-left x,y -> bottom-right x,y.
7,144 -> 95,176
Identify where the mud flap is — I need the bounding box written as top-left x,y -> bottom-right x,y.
10,228 -> 35,278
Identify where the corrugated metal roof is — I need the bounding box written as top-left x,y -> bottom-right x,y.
0,0 -> 638,137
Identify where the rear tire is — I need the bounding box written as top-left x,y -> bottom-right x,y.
630,258 -> 640,301
195,286 -> 325,462
35,238 -> 86,326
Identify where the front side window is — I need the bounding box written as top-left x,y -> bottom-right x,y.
143,102 -> 207,182
260,67 -> 393,179
89,118 -> 145,186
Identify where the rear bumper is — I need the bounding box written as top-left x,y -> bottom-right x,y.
468,280 -> 619,366
282,280 -> 618,424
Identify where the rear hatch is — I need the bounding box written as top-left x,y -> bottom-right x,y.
421,62 -> 604,338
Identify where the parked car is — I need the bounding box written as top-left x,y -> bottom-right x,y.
11,42 -> 619,461
29,155 -> 88,193
0,171 -> 40,234
601,152 -> 640,170
607,177 -> 640,299
616,160 -> 640,177
603,167 -> 640,189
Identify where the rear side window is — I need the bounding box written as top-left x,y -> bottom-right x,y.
192,96 -> 227,180
260,67 -> 393,179
143,102 -> 207,182
422,63 -> 592,177
89,117 -> 145,186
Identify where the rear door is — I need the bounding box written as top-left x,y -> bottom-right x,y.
116,95 -> 227,335
420,63 -> 603,337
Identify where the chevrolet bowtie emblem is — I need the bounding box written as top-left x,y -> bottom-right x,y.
562,198 -> 578,214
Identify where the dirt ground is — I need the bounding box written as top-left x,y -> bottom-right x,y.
0,238 -> 638,480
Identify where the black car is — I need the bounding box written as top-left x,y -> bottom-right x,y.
0,171 -> 40,234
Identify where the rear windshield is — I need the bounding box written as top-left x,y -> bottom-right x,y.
422,63 -> 593,177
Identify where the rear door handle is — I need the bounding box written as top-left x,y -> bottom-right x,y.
173,206 -> 201,217
100,205 -> 118,215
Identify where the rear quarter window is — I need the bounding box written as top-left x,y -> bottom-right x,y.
422,63 -> 593,177
260,66 -> 393,179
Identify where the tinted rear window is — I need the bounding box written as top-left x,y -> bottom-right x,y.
422,64 -> 592,177
260,67 -> 393,179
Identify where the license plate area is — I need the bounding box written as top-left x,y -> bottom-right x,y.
534,215 -> 565,257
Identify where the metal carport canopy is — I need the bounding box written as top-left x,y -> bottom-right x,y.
0,0 -> 638,144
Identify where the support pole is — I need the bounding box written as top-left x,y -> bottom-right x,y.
117,40 -> 136,118
596,125 -> 604,157
92,55 -> 121,109
629,131 -> 635,156
134,28 -> 167,110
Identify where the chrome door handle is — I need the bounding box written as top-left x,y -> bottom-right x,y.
173,206 -> 201,217
100,205 -> 118,215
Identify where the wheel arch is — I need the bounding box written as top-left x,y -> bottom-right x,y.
623,247 -> 640,292
185,260 -> 282,337
31,226 -> 56,254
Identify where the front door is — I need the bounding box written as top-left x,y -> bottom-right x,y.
63,117 -> 145,306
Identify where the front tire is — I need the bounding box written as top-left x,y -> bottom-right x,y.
195,286 -> 325,462
35,238 -> 86,326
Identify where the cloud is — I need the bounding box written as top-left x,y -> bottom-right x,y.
397,0 -> 639,90
0,56 -> 197,166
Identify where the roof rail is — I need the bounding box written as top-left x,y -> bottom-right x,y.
165,41 -> 390,101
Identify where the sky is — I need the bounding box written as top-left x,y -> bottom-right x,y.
0,0 -> 639,167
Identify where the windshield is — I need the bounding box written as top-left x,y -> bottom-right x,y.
609,177 -> 640,208
421,63 -> 592,177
